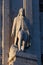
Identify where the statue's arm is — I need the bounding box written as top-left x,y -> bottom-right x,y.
11,17 -> 16,37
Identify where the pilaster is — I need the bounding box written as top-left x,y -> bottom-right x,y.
2,0 -> 10,65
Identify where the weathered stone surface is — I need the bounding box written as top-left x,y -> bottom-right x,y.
8,51 -> 38,65
14,52 -> 38,65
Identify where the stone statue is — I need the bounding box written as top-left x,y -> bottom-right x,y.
11,8 -> 31,51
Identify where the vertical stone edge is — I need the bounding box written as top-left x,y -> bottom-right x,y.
2,0 -> 10,65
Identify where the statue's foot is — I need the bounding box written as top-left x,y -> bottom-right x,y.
21,46 -> 24,51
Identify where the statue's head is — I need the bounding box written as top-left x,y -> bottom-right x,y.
19,8 -> 25,17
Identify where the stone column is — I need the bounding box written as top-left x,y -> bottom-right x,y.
23,0 -> 32,24
23,0 -> 33,45
23,0 -> 26,16
2,0 -> 10,65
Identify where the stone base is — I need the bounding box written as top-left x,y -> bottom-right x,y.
8,51 -> 38,65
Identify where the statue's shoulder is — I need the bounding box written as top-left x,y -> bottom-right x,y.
14,17 -> 17,21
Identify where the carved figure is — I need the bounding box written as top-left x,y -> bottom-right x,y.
11,8 -> 31,51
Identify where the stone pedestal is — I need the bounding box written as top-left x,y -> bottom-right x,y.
8,51 -> 38,65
